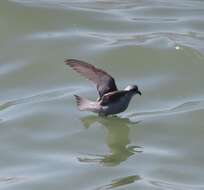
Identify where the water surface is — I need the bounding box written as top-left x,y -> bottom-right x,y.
1,0 -> 204,189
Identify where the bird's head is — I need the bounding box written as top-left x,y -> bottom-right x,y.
124,85 -> 142,96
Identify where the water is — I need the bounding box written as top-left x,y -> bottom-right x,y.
1,0 -> 204,189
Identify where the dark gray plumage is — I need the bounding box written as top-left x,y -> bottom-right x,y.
65,59 -> 141,116
65,59 -> 117,99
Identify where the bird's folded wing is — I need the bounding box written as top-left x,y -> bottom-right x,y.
100,90 -> 127,106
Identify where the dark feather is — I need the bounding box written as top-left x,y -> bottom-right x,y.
65,59 -> 117,98
100,90 -> 127,106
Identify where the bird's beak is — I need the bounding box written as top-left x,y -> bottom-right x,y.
137,90 -> 142,96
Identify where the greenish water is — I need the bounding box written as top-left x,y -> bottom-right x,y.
1,0 -> 204,189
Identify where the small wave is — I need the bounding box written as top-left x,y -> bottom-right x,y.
128,99 -> 204,120
148,179 -> 204,190
0,176 -> 27,185
0,85 -> 87,112
0,61 -> 26,75
9,0 -> 204,11
35,30 -> 202,52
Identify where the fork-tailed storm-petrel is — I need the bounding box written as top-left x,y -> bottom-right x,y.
65,59 -> 141,116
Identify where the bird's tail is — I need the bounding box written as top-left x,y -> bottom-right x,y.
74,95 -> 99,112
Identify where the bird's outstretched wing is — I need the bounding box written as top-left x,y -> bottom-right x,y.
100,90 -> 127,106
65,59 -> 118,99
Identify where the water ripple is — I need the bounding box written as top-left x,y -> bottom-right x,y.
26,30 -> 204,54
0,84 -> 91,115
128,99 -> 204,120
9,0 -> 204,11
148,179 -> 204,190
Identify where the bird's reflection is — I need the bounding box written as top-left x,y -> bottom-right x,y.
78,116 -> 142,166
96,175 -> 141,190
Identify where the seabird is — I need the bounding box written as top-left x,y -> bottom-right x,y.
65,59 -> 141,116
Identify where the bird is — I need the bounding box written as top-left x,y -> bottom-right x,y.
65,59 -> 142,116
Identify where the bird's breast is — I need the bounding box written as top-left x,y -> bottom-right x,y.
101,95 -> 132,115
